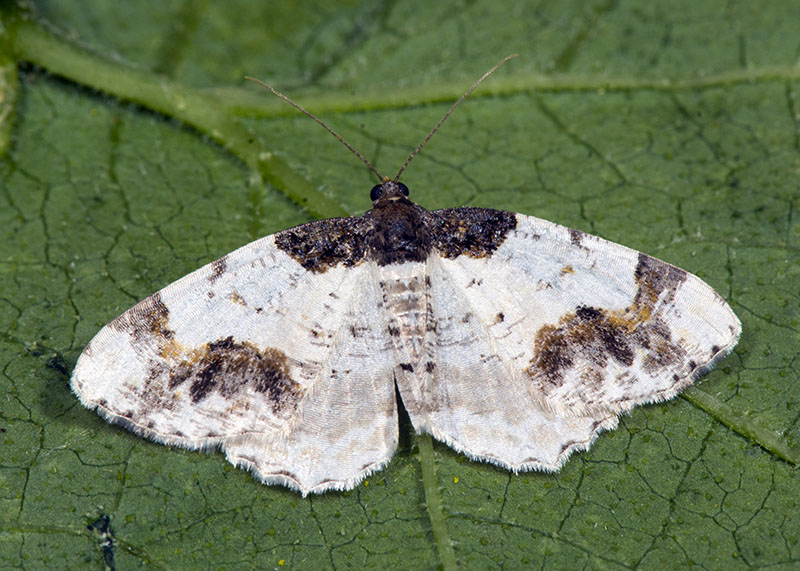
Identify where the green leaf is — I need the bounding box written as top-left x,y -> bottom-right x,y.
2,0 -> 799,568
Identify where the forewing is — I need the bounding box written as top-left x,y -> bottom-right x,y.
414,208 -> 740,471
72,227 -> 398,495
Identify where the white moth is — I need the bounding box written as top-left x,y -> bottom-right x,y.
72,57 -> 740,496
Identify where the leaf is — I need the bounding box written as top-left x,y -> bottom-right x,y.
2,0 -> 799,568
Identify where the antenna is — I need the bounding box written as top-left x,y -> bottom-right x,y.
246,54 -> 518,183
245,76 -> 384,181
394,54 -> 518,182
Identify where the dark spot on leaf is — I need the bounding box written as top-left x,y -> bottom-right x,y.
46,355 -> 68,375
87,514 -> 115,570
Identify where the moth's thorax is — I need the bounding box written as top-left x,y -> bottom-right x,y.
365,198 -> 432,266
272,189 -> 518,274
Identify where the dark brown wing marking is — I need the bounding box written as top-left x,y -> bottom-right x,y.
167,336 -> 301,409
275,216 -> 370,273
209,256 -> 228,283
110,292 -> 173,343
528,253 -> 689,388
429,207 -> 518,259
275,198 -> 518,272
107,293 -> 303,416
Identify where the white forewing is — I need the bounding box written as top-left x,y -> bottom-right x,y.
72,237 -> 400,495
406,212 -> 740,471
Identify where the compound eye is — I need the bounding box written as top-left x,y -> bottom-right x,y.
370,184 -> 383,201
397,182 -> 409,196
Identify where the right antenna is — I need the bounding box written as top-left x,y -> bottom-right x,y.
393,54 -> 519,182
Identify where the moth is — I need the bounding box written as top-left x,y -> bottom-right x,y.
72,57 -> 740,496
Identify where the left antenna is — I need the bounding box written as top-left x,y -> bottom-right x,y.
245,76 -> 384,181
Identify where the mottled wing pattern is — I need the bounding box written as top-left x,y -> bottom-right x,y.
408,209 -> 740,472
71,222 -> 399,496
73,186 -> 741,492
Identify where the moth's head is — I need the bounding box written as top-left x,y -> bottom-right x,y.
370,177 -> 410,203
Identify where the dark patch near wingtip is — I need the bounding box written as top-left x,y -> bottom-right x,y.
568,228 -> 584,247
528,254 -> 689,389
209,255 -> 227,283
425,361 -> 435,373
111,292 -> 174,343
167,336 -> 302,412
399,363 -> 414,372
633,253 -> 687,309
